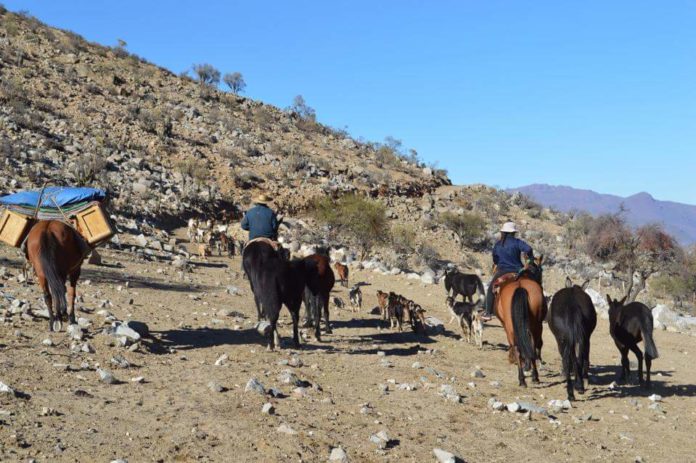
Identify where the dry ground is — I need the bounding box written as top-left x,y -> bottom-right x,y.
0,239 -> 694,463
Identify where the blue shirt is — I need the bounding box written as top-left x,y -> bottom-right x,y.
240,204 -> 279,240
492,236 -> 533,274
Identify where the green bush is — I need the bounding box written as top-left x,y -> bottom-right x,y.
313,194 -> 388,257
391,223 -> 417,254
439,211 -> 487,249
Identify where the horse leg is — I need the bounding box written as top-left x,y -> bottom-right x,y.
645,355 -> 652,388
67,270 -> 80,325
290,305 -> 301,349
313,296 -> 322,342
516,346 -> 527,387
323,294 -> 332,335
583,341 -> 592,381
630,345 -> 644,385
619,347 -> 630,383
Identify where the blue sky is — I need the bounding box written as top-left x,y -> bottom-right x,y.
5,1 -> 696,203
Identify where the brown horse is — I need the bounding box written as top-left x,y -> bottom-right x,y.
25,221 -> 90,331
494,256 -> 546,387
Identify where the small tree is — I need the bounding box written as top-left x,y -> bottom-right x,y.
586,214 -> 680,301
439,211 -> 487,249
192,63 -> 221,86
313,194 -> 387,258
290,95 -> 316,121
223,72 -> 246,94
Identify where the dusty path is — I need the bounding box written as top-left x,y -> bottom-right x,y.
0,244 -> 694,462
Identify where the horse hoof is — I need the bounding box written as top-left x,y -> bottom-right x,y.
325,329 -> 333,335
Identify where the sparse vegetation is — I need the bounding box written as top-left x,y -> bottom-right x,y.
192,63 -> 221,86
390,223 -> 417,254
313,194 -> 388,257
586,214 -> 681,301
290,95 -> 316,121
223,72 -> 246,94
438,211 -> 487,249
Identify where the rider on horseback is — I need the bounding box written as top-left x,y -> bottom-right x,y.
241,194 -> 279,241
483,221 -> 534,320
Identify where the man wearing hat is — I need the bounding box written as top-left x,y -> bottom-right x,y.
241,193 -> 280,241
483,221 -> 534,320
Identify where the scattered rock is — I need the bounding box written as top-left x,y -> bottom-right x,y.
470,368 -> 485,378
207,381 -> 224,393
245,378 -> 266,395
214,354 -> 228,366
97,368 -> 117,384
648,394 -> 663,402
261,403 -> 275,415
548,399 -> 572,413
433,448 -> 457,463
329,447 -> 349,462
277,423 -> 298,435
67,324 -> 84,341
278,370 -> 301,386
369,430 -> 390,449
507,402 -> 522,413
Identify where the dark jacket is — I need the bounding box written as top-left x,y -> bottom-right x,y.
241,204 -> 279,240
492,236 -> 533,274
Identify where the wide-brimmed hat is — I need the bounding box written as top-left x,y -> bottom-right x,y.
254,193 -> 272,204
501,222 -> 518,233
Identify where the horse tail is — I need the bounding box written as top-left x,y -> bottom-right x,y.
641,312 -> 659,360
511,287 -> 536,363
39,230 -> 67,319
565,299 -> 586,376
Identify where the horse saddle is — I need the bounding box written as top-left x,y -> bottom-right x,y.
492,272 -> 520,293
246,237 -> 281,251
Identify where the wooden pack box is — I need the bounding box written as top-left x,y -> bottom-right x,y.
0,209 -> 33,248
74,203 -> 116,246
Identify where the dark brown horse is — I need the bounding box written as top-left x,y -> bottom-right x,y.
302,253 -> 335,341
25,221 -> 91,331
494,257 -> 546,387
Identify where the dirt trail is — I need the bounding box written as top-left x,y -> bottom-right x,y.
0,244 -> 693,463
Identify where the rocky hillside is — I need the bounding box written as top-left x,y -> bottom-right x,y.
0,8 -> 688,315
0,9 -> 447,224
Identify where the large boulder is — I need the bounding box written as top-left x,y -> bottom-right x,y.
585,288 -> 609,320
652,305 -> 696,332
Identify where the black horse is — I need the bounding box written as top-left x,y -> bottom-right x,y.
302,253 -> 335,341
607,295 -> 659,387
242,241 -> 317,350
444,268 -> 485,303
549,277 -> 597,400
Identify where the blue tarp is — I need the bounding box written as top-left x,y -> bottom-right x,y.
0,187 -> 105,208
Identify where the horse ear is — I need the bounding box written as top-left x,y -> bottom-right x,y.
606,294 -> 613,306
581,279 -> 590,291
619,295 -> 628,306
565,276 -> 573,288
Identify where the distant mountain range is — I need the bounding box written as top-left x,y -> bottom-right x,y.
508,184 -> 696,245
